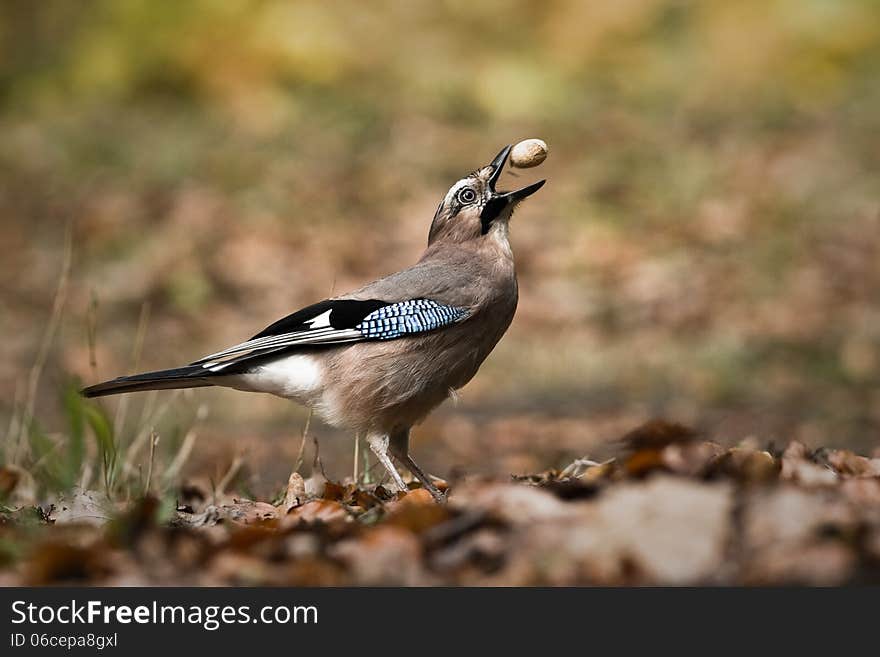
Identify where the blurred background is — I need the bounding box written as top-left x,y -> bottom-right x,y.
1,0 -> 879,497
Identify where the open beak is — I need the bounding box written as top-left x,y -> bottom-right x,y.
481,145 -> 546,221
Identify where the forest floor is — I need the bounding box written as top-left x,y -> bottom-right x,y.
3,420 -> 879,586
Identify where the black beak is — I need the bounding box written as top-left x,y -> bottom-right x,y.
481,145 -> 546,223
504,179 -> 546,202
487,145 -> 512,192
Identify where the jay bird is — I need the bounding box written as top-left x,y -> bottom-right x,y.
83,145 -> 546,502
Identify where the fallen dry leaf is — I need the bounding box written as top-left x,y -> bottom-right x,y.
430,527 -> 507,577
321,481 -> 348,501
282,472 -> 306,512
705,447 -> 779,483
387,487 -> 435,509
620,420 -> 701,477
385,489 -> 450,533
587,476 -> 733,584
331,526 -> 430,585
824,450 -> 880,478
662,441 -> 724,476
741,485 -> 860,584
283,499 -> 351,526
450,481 -> 578,525
496,476 -> 732,585
24,541 -> 116,585
623,447 -> 667,477
620,419 -> 697,450
226,500 -> 278,524
48,489 -> 113,526
206,551 -> 273,585
780,442 -> 838,487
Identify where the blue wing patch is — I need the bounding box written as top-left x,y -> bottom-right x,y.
356,299 -> 468,340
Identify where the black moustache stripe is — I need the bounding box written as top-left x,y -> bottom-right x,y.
480,197 -> 508,234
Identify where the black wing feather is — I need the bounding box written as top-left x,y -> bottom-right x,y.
251,299 -> 389,338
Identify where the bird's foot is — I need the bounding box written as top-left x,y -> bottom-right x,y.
420,479 -> 447,504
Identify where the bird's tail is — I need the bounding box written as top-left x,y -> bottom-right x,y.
81,365 -> 215,398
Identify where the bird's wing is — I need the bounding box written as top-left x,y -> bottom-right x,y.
190,298 -> 470,372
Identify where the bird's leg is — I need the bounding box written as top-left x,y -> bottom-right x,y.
366,432 -> 407,493
389,429 -> 446,503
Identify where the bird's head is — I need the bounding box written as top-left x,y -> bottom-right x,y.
428,145 -> 545,245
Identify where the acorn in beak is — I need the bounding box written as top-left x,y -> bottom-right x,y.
481,145 -> 546,222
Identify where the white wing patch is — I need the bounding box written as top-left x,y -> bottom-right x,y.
306,309 -> 333,328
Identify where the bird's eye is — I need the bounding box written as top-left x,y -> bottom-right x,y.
457,188 -> 477,204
